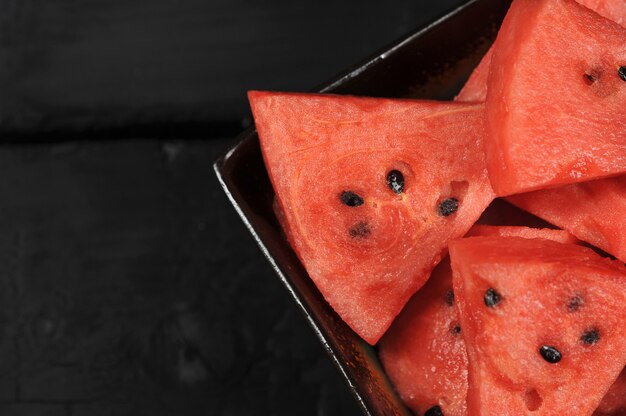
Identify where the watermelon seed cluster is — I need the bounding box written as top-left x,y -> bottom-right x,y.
483,288 -> 501,307
387,169 -> 405,194
539,345 -> 562,363
340,191 -> 364,207
437,198 -> 459,217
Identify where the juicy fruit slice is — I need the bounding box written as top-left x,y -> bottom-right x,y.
249,91 -> 494,344
508,176 -> 626,262
450,236 -> 626,415
485,0 -> 626,195
595,367 -> 626,415
379,226 -> 576,416
456,0 -> 625,103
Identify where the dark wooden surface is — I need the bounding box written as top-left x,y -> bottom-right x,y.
0,0 -> 464,135
0,138 -> 362,415
0,2 -> 474,415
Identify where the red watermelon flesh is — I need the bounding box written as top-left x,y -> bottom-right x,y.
484,0 -> 626,195
450,236 -> 626,415
378,226 -> 576,416
379,257 -> 468,416
578,0 -> 626,27
466,224 -> 578,244
455,0 -> 625,103
249,91 -> 494,344
508,176 -> 626,263
595,367 -> 626,415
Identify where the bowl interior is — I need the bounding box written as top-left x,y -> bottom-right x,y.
214,0 -> 511,414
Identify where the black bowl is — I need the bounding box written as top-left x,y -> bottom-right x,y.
214,0 -> 510,414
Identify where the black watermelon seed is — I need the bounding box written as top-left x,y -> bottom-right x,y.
349,221 -> 371,238
450,323 -> 461,336
424,405 -> 444,416
445,290 -> 455,306
438,198 -> 459,217
539,345 -> 562,363
584,73 -> 597,85
340,191 -> 364,207
580,328 -> 600,345
567,295 -> 583,312
619,66 -> 626,82
387,170 -> 405,194
484,288 -> 501,308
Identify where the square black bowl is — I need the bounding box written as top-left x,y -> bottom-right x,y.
214,0 -> 510,414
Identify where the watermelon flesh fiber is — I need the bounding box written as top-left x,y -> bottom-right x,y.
484,0 -> 626,195
249,91 -> 494,344
378,226 -> 578,416
450,236 -> 626,416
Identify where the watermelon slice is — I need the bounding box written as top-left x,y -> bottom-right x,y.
249,91 -> 494,344
378,226 -> 577,416
456,0 -> 625,103
595,367 -> 626,415
450,236 -> 626,415
484,0 -> 626,195
508,176 -> 626,262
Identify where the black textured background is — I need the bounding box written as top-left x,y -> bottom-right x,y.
0,1 -> 465,414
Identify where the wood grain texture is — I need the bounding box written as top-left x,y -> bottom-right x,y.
0,0 -> 465,134
0,139 -> 361,415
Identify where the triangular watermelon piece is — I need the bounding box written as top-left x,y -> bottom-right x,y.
455,0 -> 625,103
507,176 -> 626,262
249,91 -> 494,344
484,0 -> 626,195
450,236 -> 626,415
378,226 -> 577,416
